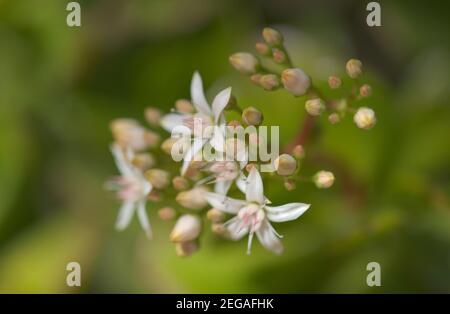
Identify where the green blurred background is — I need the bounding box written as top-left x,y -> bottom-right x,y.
0,0 -> 449,293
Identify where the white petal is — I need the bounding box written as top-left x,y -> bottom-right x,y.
160,113 -> 186,133
110,144 -> 134,177
236,173 -> 247,194
225,216 -> 249,240
181,138 -> 206,175
256,219 -> 284,255
137,201 -> 152,239
265,203 -> 310,222
115,201 -> 135,231
204,192 -> 246,214
210,126 -> 225,152
212,87 -> 231,123
214,180 -> 233,195
191,71 -> 212,116
245,167 -> 265,204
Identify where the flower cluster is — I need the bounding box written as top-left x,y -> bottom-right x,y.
106,27 -> 376,257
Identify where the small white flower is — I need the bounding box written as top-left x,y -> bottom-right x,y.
108,144 -> 152,238
200,160 -> 248,196
161,72 -> 231,175
205,168 -> 310,254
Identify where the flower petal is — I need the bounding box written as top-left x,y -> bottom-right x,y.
160,113 -> 186,133
256,219 -> 284,255
204,192 -> 246,214
225,216 -> 249,240
209,125 -> 226,152
191,71 -> 212,116
137,200 -> 152,239
181,137 -> 206,175
212,87 -> 231,123
214,180 -> 233,195
265,203 -> 310,222
115,201 -> 135,231
110,144 -> 134,177
236,173 -> 247,194
245,167 -> 265,204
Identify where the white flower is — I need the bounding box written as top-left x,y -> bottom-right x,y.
108,144 -> 152,238
161,72 -> 231,175
204,168 -> 310,254
200,160 -> 247,195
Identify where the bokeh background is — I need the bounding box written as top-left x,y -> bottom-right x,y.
0,0 -> 449,293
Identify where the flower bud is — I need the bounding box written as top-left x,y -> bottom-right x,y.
292,145 -> 305,159
245,163 -> 257,172
272,48 -> 286,63
274,154 -> 297,176
284,179 -> 296,191
172,176 -> 189,190
281,68 -> 311,96
145,169 -> 170,189
158,207 -> 176,221
354,107 -> 376,130
250,73 -> 262,85
259,74 -> 280,91
242,106 -> 263,126
207,208 -> 225,222
175,241 -> 199,257
346,58 -> 363,79
328,75 -> 342,89
144,107 -> 161,126
305,98 -> 325,116
110,119 -> 158,151
161,138 -> 176,154
262,27 -> 283,46
314,171 -> 335,189
229,52 -> 259,75
170,214 -> 201,242
227,119 -> 241,129
148,190 -> 161,202
359,84 -> 372,98
132,153 -> 155,170
211,223 -> 227,236
255,42 -> 270,55
175,99 -> 194,113
328,113 -> 340,124
143,131 -> 160,147
176,186 -> 208,209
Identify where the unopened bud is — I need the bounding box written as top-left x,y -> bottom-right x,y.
148,190 -> 161,202
132,153 -> 155,170
250,74 -> 262,85
158,207 -> 176,221
354,107 -> 376,130
161,138 -> 176,154
176,186 -> 208,209
314,171 -> 335,189
328,113 -> 340,124
281,68 -> 311,96
262,27 -> 283,46
255,42 -> 270,55
145,169 -> 170,189
175,99 -> 194,113
284,179 -> 296,191
144,108 -> 161,127
272,48 -> 286,63
359,84 -> 372,97
172,176 -> 189,190
211,223 -> 228,236
143,131 -> 160,147
175,241 -> 199,257
229,52 -> 259,75
292,145 -> 305,159
328,75 -> 342,89
110,119 -> 158,151
259,74 -> 280,91
207,208 -> 225,222
245,163 -> 257,172
170,214 -> 201,242
305,98 -> 325,116
274,154 -> 297,176
242,106 -> 263,126
346,58 -> 363,79
227,120 -> 241,129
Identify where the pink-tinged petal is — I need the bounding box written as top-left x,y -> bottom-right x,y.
256,219 -> 284,255
214,180 -> 232,195
191,72 -> 212,116
225,216 -> 249,240
245,167 -> 265,204
204,192 -> 246,214
212,87 -> 231,123
115,201 -> 135,231
265,203 -> 310,222
137,201 -> 152,239
181,138 -> 206,175
110,144 -> 134,177
160,113 -> 186,133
